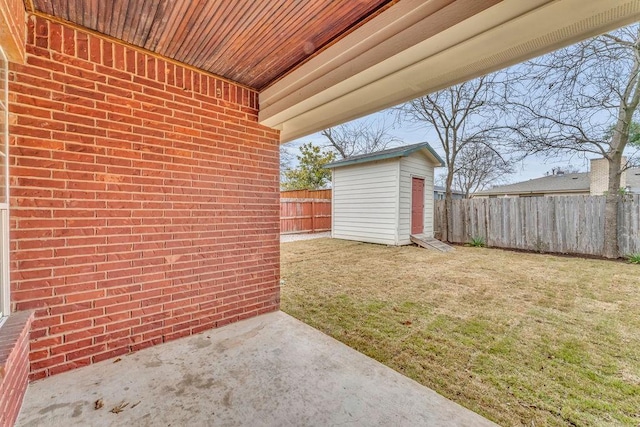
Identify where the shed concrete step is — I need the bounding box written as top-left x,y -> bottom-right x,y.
410,234 -> 454,252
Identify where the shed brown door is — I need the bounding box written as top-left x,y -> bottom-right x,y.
411,177 -> 424,234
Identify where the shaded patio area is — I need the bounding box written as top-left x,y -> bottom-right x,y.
16,312 -> 495,426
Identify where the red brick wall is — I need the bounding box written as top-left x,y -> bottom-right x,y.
0,311 -> 34,426
8,15 -> 280,380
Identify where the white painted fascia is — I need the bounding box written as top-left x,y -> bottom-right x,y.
259,0 -> 495,125
260,0 -> 640,143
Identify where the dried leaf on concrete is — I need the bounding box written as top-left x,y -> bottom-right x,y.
94,399 -> 104,410
110,401 -> 129,414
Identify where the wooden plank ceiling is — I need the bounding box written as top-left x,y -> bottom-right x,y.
30,0 -> 395,90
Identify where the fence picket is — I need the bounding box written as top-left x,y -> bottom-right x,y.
434,196 -> 639,256
281,190 -> 332,234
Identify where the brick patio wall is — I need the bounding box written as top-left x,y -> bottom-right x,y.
8,14 -> 280,380
0,311 -> 33,426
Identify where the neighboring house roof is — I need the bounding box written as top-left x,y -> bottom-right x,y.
475,167 -> 640,196
325,142 -> 444,169
434,185 -> 465,195
476,172 -> 590,196
628,168 -> 640,191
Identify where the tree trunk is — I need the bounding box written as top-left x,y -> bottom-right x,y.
602,29 -> 640,258
603,193 -> 619,259
443,168 -> 455,242
603,151 -> 623,259
603,95 -> 634,259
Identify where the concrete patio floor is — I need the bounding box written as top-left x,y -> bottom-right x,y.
16,311 -> 496,426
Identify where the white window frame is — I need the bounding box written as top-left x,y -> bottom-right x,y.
0,46 -> 9,321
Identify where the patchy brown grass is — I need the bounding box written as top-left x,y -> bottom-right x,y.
281,238 -> 640,427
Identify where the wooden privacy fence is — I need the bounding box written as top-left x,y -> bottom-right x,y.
435,195 -> 640,256
280,189 -> 332,234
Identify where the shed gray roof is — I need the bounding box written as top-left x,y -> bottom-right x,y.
325,142 -> 444,169
476,167 -> 640,196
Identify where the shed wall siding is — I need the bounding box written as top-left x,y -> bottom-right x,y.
332,160 -> 398,245
398,153 -> 435,244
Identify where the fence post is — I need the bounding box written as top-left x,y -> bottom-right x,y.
311,201 -> 315,232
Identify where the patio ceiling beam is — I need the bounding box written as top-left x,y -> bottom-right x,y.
0,0 -> 26,62
260,0 -> 640,143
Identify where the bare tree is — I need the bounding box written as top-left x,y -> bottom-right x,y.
280,144 -> 295,187
507,23 -> 640,258
396,73 -> 511,241
453,142 -> 513,198
321,117 -> 401,159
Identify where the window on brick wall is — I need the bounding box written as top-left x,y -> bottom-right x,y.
0,47 -> 8,320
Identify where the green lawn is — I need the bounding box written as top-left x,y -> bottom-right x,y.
281,238 -> 640,426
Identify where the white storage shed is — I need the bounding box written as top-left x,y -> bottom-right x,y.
325,142 -> 444,246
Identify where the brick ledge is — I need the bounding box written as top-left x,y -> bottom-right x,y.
0,310 -> 34,427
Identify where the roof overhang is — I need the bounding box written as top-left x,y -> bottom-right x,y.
26,0 -> 395,90
260,0 -> 640,143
